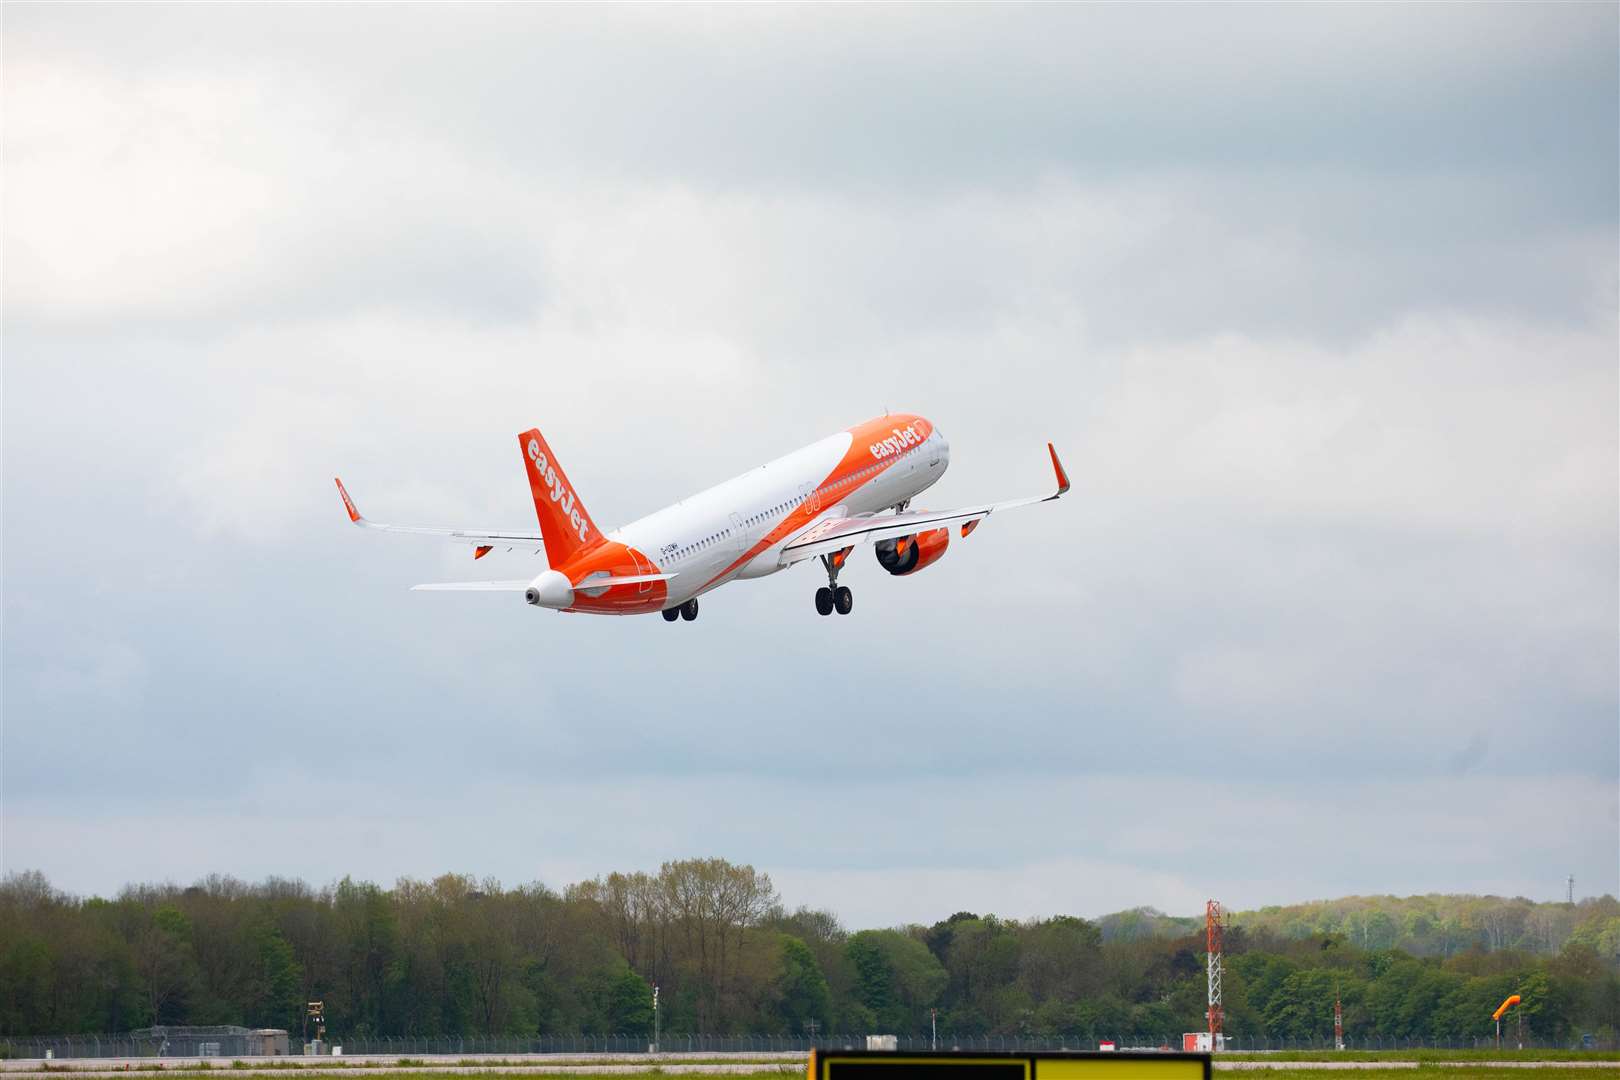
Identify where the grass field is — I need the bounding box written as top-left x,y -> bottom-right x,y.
249,1071 -> 1616,1080
10,1063 -> 1620,1079
1251,1072 -> 1619,1080
16,1052 -> 1615,1070
1222,1053 -> 1620,1063
7,1054 -> 1618,1080
18,1069 -> 1619,1080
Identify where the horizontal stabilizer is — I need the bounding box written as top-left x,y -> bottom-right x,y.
334,478 -> 546,554
411,580 -> 532,592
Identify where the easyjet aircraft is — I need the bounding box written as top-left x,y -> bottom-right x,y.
335,414 -> 1068,620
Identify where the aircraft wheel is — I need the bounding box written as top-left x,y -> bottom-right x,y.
680,598 -> 699,621
834,585 -> 854,615
661,607 -> 680,623
814,587 -> 834,616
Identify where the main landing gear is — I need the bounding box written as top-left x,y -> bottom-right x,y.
662,598 -> 700,622
815,550 -> 855,617
815,585 -> 853,616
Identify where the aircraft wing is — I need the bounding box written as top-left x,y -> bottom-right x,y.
779,443 -> 1069,565
335,478 -> 546,555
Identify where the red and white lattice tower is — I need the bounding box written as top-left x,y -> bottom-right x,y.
1206,900 -> 1224,1046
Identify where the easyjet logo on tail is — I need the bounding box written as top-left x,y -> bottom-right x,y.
528,438 -> 590,543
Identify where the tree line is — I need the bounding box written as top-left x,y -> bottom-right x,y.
1098,894 -> 1620,958
1,862 -> 1616,1044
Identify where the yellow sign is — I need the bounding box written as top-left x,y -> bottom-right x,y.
809,1050 -> 1208,1080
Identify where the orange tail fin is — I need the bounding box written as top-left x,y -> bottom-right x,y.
518,427 -> 601,566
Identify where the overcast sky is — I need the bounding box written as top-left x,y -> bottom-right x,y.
4,4 -> 1616,928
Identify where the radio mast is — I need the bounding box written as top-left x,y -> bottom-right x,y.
1206,900 -> 1224,1049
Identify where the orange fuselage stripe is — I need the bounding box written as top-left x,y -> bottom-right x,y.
696,415 -> 933,591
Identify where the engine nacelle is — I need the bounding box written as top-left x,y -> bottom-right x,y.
874,528 -> 949,576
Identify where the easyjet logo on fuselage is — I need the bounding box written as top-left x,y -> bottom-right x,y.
869,424 -> 926,460
527,438 -> 591,543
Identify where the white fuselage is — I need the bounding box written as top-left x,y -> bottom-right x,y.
608,425 -> 950,606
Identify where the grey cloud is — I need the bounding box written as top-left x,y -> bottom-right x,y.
12,5 -> 1613,190
3,5 -> 1615,910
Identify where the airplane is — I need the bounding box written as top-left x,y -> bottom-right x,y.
334,413 -> 1068,621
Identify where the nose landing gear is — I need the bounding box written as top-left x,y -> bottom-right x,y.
815,550 -> 855,617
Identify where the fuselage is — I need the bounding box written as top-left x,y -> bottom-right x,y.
541,414 -> 949,614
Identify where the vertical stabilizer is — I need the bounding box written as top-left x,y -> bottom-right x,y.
517,427 -> 601,566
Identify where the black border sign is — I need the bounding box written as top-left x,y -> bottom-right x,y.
810,1049 -> 1212,1080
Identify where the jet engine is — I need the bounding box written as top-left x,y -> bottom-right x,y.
874,528 -> 949,576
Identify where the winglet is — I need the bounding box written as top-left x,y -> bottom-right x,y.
334,477 -> 363,523
1048,443 -> 1070,496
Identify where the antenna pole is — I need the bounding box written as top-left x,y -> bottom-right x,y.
1206,900 -> 1224,1051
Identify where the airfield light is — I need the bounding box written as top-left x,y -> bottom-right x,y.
304,1001 -> 325,1052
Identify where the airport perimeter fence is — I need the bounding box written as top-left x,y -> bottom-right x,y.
328,1034 -> 1592,1054
3,1032 -> 1604,1059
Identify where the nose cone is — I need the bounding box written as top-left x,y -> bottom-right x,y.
525,569 -> 574,608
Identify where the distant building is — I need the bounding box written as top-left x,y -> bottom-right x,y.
130,1026 -> 290,1057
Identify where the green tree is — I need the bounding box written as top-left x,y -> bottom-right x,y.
0,936 -> 53,1034
247,926 -> 303,1029
847,933 -> 894,1019
1263,969 -> 1355,1040
331,877 -> 398,1035
1074,993 -> 1131,1039
847,929 -> 946,1032
5,870 -> 1620,1044
942,918 -> 1020,1029
606,970 -> 653,1032
133,906 -> 200,1025
774,935 -> 830,1031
